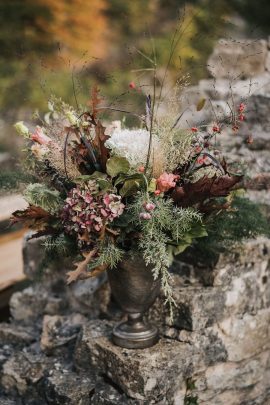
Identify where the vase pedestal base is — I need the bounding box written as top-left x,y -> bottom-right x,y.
112,313 -> 159,349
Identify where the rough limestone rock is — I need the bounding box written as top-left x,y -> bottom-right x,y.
90,379 -> 136,405
0,323 -> 36,348
1,351 -> 51,398
207,39 -> 268,79
40,313 -> 86,354
9,285 -> 49,324
43,369 -> 95,405
75,320 -> 197,402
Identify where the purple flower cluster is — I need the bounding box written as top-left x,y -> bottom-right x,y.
62,184 -> 125,235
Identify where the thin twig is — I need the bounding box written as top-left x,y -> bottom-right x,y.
72,67 -> 79,110
63,129 -> 71,179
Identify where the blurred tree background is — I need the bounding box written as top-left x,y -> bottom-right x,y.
0,0 -> 270,146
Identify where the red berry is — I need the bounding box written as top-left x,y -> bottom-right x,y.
191,127 -> 198,132
239,114 -> 245,121
246,135 -> 253,144
138,166 -> 145,173
129,81 -> 136,89
239,103 -> 245,112
154,190 -> 161,195
212,125 -> 220,133
195,146 -> 202,153
197,157 -> 204,165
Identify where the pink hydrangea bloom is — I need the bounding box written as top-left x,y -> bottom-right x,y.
156,172 -> 180,193
62,185 -> 125,238
31,126 -> 52,145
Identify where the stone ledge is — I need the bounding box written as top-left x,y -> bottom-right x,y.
74,320 -> 207,402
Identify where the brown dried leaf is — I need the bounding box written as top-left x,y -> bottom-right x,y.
66,249 -> 97,284
79,264 -> 108,279
93,120 -> 110,171
90,85 -> 102,119
10,205 -> 52,229
172,175 -> 243,207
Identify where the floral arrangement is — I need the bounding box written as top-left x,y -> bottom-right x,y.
12,80 -> 268,314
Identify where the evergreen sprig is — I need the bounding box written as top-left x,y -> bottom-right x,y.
24,183 -> 63,214
129,193 -> 205,316
193,196 -> 270,266
89,242 -> 124,270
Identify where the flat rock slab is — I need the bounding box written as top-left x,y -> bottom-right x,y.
75,320 -> 200,402
43,369 -> 95,405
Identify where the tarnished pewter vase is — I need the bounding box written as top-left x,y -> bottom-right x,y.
107,254 -> 161,349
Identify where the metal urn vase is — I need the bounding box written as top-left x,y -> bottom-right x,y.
107,254 -> 161,349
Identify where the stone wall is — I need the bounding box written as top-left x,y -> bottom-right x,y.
0,39 -> 270,404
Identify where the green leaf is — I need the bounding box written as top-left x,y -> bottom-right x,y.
97,178 -> 111,191
114,173 -> 130,187
188,222 -> 208,238
106,156 -> 130,178
117,173 -> 147,196
168,242 -> 191,256
75,171 -> 107,182
120,178 -> 143,197
168,222 -> 208,257
115,172 -> 145,186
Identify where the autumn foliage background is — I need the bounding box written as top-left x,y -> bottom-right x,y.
0,0 -> 270,158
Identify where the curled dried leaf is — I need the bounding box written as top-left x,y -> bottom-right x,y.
10,205 -> 52,230
172,175 -> 243,207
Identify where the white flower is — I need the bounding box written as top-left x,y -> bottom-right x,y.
105,128 -> 160,168
66,111 -> 78,126
31,143 -> 49,160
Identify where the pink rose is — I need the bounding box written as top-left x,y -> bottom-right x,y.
31,126 -> 51,145
156,172 -> 180,193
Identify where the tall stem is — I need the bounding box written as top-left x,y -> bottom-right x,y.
145,66 -> 157,173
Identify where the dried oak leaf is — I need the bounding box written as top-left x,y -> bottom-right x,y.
93,120 -> 110,171
79,264 -> 108,279
66,249 -> 97,284
172,175 -> 243,207
10,205 -> 52,229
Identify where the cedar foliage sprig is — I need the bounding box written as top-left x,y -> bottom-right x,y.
128,193 -> 205,315
193,197 -> 270,266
